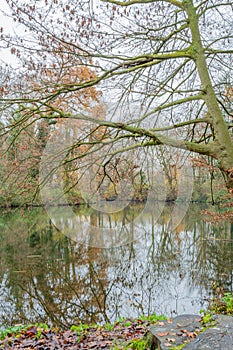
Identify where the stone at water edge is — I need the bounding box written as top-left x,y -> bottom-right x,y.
183,314 -> 233,349
149,314 -> 202,349
149,314 -> 233,350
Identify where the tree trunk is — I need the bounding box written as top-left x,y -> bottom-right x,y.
224,168 -> 233,190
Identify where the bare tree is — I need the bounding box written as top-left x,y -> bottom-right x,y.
0,0 -> 233,193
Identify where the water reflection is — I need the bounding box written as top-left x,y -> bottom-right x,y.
0,204 -> 232,327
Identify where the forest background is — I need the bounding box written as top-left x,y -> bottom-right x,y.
0,0 -> 232,221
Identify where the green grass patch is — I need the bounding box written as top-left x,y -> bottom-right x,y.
205,288 -> 233,316
125,338 -> 147,349
138,313 -> 167,323
104,322 -> 115,331
70,323 -> 91,342
0,323 -> 48,341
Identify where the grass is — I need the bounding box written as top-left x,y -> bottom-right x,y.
169,344 -> 187,350
205,287 -> 233,316
104,322 -> 115,331
138,313 -> 167,322
0,323 -> 48,341
111,338 -> 148,350
124,338 -> 148,349
70,323 -> 91,342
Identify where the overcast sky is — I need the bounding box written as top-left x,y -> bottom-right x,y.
0,0 -> 21,66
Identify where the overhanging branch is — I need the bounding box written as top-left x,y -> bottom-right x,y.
101,0 -> 183,9
42,109 -> 218,158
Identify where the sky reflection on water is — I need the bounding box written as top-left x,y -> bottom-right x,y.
0,203 -> 232,327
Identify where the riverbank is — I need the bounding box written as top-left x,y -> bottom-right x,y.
0,314 -> 166,349
2,312 -> 233,350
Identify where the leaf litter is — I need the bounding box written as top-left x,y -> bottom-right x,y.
0,318 -> 155,349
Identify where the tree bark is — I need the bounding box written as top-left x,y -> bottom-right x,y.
184,0 -> 233,189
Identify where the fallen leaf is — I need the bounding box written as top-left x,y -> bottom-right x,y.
88,341 -> 98,348
186,331 -> 197,338
157,332 -> 169,337
167,338 -> 176,343
180,329 -> 187,333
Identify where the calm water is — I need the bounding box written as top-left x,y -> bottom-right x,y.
0,202 -> 232,328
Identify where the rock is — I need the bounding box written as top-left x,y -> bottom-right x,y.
183,314 -> 233,349
150,314 -> 233,350
150,314 -> 202,349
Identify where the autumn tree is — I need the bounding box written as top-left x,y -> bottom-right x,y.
0,0 -> 233,198
0,37 -> 102,204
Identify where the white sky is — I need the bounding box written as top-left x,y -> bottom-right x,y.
0,0 -> 22,66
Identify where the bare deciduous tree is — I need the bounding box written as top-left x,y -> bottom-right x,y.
0,0 -> 233,193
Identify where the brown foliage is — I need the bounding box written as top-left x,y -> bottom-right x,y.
0,319 -> 149,350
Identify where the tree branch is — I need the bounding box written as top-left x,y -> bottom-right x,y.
101,0 -> 183,9
151,117 -> 210,132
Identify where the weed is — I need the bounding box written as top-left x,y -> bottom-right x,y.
0,323 -> 49,341
138,313 -> 167,323
0,325 -> 32,340
199,310 -> 214,325
170,344 -> 187,350
35,323 -> 48,339
122,321 -> 132,327
206,287 -> 233,316
104,323 -> 115,331
70,323 -> 90,342
70,324 -> 90,333
126,338 -> 147,349
115,317 -> 126,324
222,292 -> 233,314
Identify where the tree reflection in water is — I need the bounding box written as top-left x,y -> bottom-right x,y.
0,204 -> 232,327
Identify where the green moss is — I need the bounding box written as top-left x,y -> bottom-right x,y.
170,344 -> 187,350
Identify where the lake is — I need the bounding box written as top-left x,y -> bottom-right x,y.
0,202 -> 232,328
